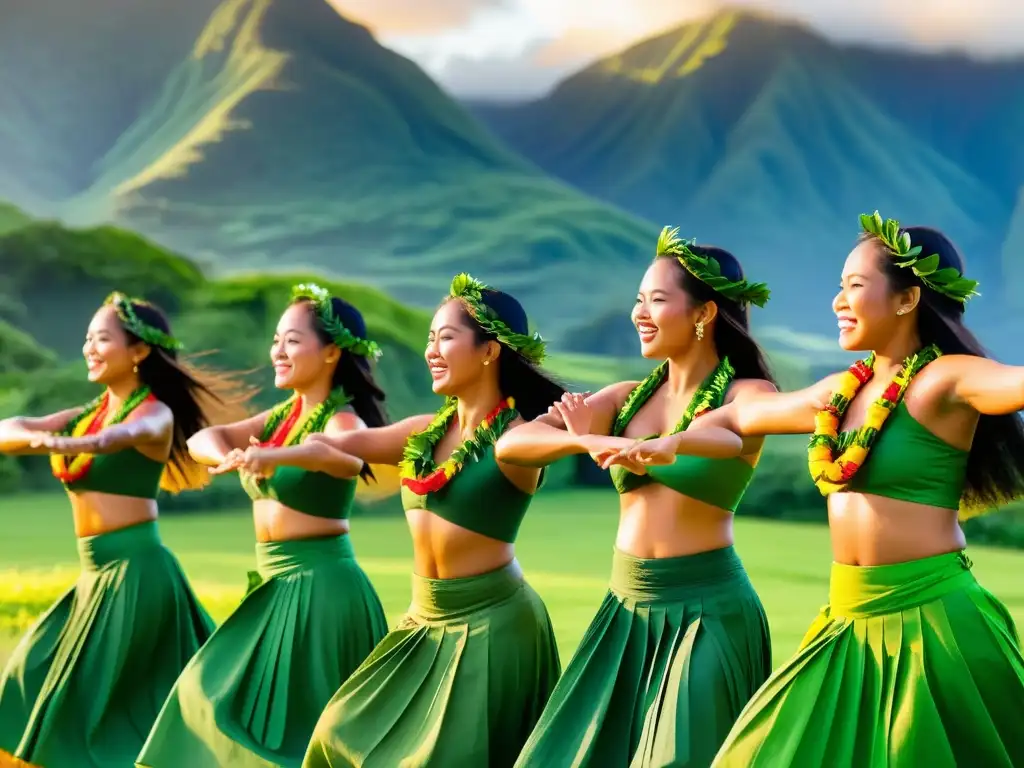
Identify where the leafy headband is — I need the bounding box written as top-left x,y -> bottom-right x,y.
656,227 -> 771,308
448,273 -> 547,364
291,283 -> 382,360
104,292 -> 183,351
859,211 -> 979,304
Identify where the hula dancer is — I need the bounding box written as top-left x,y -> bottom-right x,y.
649,214 -> 1024,766
0,294 -> 246,768
136,286 -> 389,767
500,230 -> 777,767
301,274 -> 564,767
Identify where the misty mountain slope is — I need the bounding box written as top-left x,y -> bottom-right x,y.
1,0 -> 656,335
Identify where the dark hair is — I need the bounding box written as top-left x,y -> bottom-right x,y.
866,226 -> 1024,510
661,248 -> 777,385
454,290 -> 566,420
124,301 -> 251,492
294,296 -> 388,481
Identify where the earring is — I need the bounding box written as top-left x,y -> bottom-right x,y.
132,362 -> 139,373
695,320 -> 705,341
896,308 -> 906,316
483,360 -> 490,366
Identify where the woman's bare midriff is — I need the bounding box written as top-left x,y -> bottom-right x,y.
406,508 -> 514,580
615,483 -> 734,559
253,499 -> 349,542
828,492 -> 966,566
70,493 -> 158,538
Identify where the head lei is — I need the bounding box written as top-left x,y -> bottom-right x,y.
859,211 -> 980,305
656,227 -> 771,308
104,292 -> 183,351
291,283 -> 383,360
447,273 -> 547,364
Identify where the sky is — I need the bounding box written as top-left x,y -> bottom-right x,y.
329,0 -> 1018,98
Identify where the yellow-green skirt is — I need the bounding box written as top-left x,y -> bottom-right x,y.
713,551 -> 1024,767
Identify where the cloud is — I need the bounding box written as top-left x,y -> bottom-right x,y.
330,0 -> 1024,98
327,0 -> 510,35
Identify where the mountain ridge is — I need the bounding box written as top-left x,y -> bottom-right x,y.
468,9 -> 1024,358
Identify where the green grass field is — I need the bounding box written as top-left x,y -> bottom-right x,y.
2,490 -> 1023,670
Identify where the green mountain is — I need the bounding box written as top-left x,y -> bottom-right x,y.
470,10 -> 1024,359
0,0 -> 655,339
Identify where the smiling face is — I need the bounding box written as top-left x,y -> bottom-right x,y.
631,258 -> 705,359
425,299 -> 498,396
82,305 -> 148,385
270,302 -> 338,390
833,240 -> 910,351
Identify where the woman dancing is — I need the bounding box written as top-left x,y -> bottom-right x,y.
300,274 -> 564,767
628,213 -> 1024,766
0,293 -> 244,768
499,229 -> 777,767
137,285 -> 390,767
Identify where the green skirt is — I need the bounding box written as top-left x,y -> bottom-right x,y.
713,551 -> 1024,767
516,546 -> 772,768
0,521 -> 213,768
136,534 -> 387,768
302,559 -> 561,768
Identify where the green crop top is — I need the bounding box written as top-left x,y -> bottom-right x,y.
838,402 -> 968,510
63,449 -> 165,499
400,443 -> 535,544
609,358 -> 754,512
610,452 -> 754,512
242,467 -> 357,520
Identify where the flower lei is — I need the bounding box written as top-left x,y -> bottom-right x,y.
243,388 -> 351,493
656,228 -> 771,308
612,357 -> 735,437
292,283 -> 382,360
258,387 -> 351,448
50,387 -> 155,483
808,344 -> 941,495
400,397 -> 518,495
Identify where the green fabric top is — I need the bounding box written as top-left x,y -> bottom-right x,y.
64,449 -> 164,499
401,443 -> 535,544
610,443 -> 754,512
242,465 -> 357,520
842,401 -> 967,510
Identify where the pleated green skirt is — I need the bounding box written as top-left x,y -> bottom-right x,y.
302,559 -> 561,768
516,546 -> 772,768
713,551 -> 1024,767
0,521 -> 213,768
136,534 -> 387,768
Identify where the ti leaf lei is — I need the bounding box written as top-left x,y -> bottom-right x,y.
105,293 -> 183,351
655,228 -> 771,308
859,211 -> 979,304
242,387 -> 351,495
50,387 -> 155,483
448,274 -> 547,364
612,358 -> 736,437
291,283 -> 383,360
400,396 -> 519,495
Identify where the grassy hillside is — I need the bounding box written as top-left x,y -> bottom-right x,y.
1,0 -> 656,341
469,10 -> 1024,359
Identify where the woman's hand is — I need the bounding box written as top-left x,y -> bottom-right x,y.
237,436 -> 277,479
618,435 -> 680,467
209,447 -> 247,476
552,392 -> 594,436
598,447 -> 648,476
